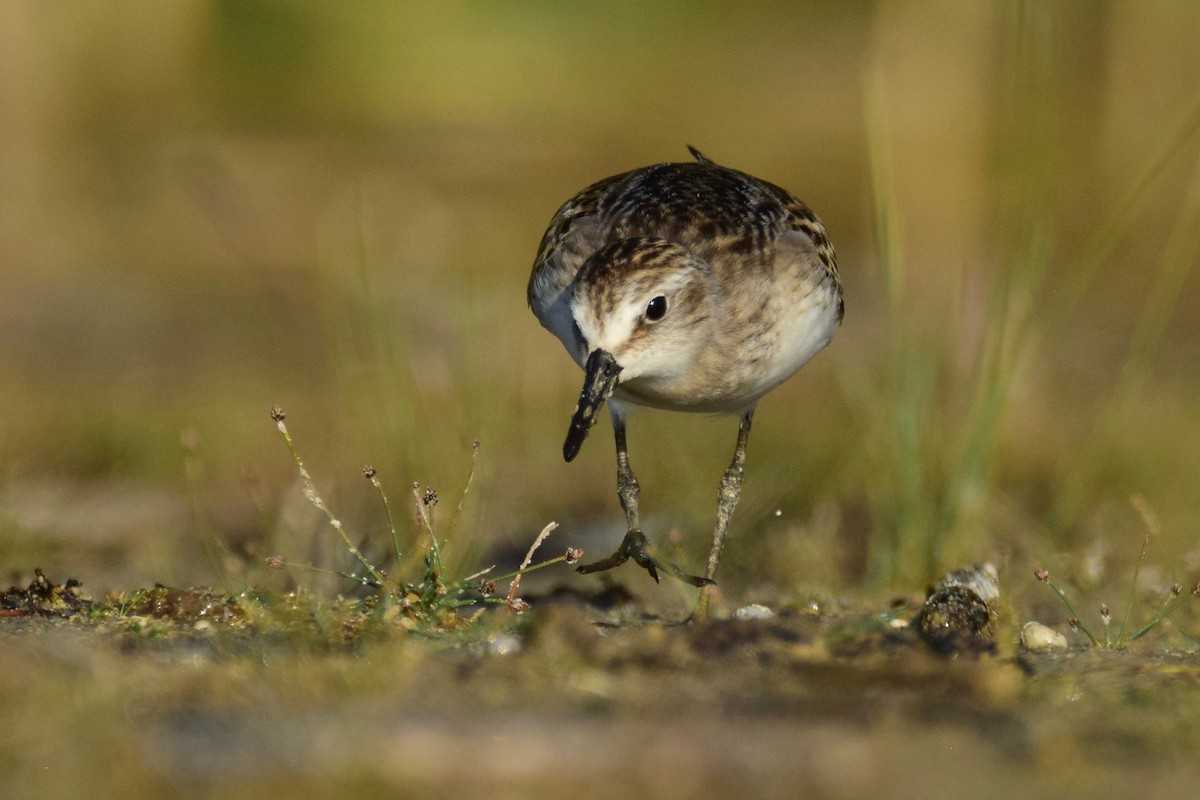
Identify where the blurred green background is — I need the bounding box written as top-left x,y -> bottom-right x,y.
2,1 -> 1198,603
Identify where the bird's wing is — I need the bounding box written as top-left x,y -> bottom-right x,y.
526,171 -> 636,354
775,194 -> 843,324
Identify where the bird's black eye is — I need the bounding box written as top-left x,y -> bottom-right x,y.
645,295 -> 668,322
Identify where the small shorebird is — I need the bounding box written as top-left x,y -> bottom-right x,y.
528,147 -> 842,616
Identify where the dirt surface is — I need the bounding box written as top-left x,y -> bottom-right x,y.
3,574 -> 1199,800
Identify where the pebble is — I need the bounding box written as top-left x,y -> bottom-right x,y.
734,604 -> 775,621
1021,621 -> 1068,652
486,634 -> 522,656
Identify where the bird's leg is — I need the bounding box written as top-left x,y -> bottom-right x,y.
695,408 -> 755,619
614,417 -> 640,533
576,413 -> 713,587
707,409 -> 755,581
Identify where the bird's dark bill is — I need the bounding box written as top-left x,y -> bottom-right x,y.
563,349 -> 622,462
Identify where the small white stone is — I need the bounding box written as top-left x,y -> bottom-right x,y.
1021,621 -> 1068,652
734,603 -> 775,620
487,633 -> 522,656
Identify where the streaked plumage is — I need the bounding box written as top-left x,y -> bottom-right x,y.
527,147 -> 842,616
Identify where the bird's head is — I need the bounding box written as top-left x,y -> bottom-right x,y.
561,237 -> 718,461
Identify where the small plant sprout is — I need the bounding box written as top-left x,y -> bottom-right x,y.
445,441 -> 480,543
271,407 -> 387,588
1034,496 -> 1196,649
506,522 -> 558,613
1127,581 -> 1199,643
1035,567 -> 1100,646
269,407 -> 575,626
363,466 -> 403,565
455,523 -> 583,614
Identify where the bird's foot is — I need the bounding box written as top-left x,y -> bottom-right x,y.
576,529 -> 715,587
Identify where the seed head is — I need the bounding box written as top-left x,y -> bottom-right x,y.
478,580 -> 498,597
565,547 -> 584,565
422,487 -> 438,507
1100,604 -> 1111,625
265,555 -> 286,569
362,465 -> 377,480
270,406 -> 285,422
508,598 -> 531,614
1068,618 -> 1080,631
1034,568 -> 1050,583
1170,583 -> 1182,597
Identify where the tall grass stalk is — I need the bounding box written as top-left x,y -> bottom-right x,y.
314,183 -> 427,483
861,2 -> 1200,585
933,1 -> 1059,564
862,63 -> 941,582
861,10 -> 1055,582
1046,144 -> 1200,536
1055,95 -> 1200,324
1119,147 -> 1200,395
181,429 -> 238,591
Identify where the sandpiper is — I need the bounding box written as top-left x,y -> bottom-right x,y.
528,147 -> 842,616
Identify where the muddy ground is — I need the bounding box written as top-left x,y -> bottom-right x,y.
3,574 -> 1198,800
